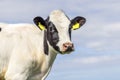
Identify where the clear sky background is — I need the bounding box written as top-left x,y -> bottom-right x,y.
0,0 -> 120,80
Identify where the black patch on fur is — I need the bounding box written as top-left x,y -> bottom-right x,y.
45,17 -> 60,53
47,22 -> 59,50
44,30 -> 49,55
0,27 -> 2,32
69,28 -> 72,40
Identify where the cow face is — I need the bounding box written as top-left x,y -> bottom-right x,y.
33,10 -> 86,54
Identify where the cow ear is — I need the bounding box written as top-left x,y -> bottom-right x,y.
33,16 -> 47,30
71,16 -> 86,30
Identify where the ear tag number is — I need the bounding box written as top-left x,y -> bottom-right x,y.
38,22 -> 46,30
72,23 -> 81,30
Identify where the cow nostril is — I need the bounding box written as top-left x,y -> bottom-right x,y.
63,44 -> 67,48
67,46 -> 73,51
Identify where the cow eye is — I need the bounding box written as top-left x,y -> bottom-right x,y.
50,27 -> 53,32
50,27 -> 56,33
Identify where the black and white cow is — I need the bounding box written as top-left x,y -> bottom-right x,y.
0,10 -> 86,80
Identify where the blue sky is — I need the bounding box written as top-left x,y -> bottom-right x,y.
0,0 -> 120,80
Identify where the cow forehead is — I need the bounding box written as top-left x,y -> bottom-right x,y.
49,10 -> 70,29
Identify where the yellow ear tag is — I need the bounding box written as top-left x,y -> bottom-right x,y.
38,22 -> 45,30
72,23 -> 81,30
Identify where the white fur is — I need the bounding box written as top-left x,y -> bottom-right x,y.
0,23 -> 57,80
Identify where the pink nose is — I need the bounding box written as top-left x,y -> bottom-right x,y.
63,42 -> 74,52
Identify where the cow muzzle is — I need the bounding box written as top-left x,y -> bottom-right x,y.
62,42 -> 74,54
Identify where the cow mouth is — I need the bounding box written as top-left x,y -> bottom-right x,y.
60,49 -> 75,54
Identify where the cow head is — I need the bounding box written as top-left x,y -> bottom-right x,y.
33,10 -> 86,54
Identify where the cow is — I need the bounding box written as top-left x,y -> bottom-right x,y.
0,10 -> 86,80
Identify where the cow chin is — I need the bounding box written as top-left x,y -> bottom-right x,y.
53,46 -> 74,55
60,47 -> 75,54
60,50 -> 74,55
